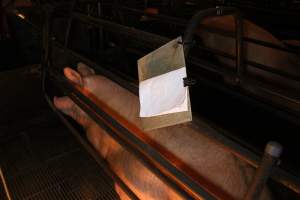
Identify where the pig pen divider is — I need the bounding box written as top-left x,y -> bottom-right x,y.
40,3 -> 300,200
68,9 -> 300,125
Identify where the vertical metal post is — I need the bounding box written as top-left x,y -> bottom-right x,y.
41,4 -> 50,91
97,0 -> 105,51
235,12 -> 244,84
64,0 -> 77,48
244,141 -> 283,200
0,0 -> 3,40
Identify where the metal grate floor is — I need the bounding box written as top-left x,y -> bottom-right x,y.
0,111 -> 119,200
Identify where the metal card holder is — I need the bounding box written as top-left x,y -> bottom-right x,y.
138,37 -> 192,131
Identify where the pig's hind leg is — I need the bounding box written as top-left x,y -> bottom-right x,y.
109,149 -> 183,200
114,184 -> 132,200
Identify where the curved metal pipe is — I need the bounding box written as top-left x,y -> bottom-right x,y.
183,7 -> 244,83
183,7 -> 240,56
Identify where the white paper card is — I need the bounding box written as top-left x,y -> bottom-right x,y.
139,67 -> 188,117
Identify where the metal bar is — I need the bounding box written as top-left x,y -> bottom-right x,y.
71,12 -> 170,47
0,167 -> 12,200
193,43 -> 300,82
120,5 -> 187,26
69,11 -> 300,82
63,0 -> 77,48
244,142 -> 283,200
113,5 -> 300,55
235,12 -> 244,82
183,7 -> 242,56
183,7 -> 242,84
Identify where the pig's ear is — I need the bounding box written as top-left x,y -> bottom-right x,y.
64,67 -> 83,86
77,62 -> 95,77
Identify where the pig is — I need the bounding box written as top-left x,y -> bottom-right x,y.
197,15 -> 300,92
54,62 -> 272,200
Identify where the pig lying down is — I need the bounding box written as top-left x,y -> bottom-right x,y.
54,63 -> 272,200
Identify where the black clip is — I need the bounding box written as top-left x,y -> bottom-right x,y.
178,40 -> 195,46
183,77 -> 197,87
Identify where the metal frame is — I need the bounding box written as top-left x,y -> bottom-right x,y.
38,2 -> 300,200
63,7 -> 300,121
50,36 -> 300,200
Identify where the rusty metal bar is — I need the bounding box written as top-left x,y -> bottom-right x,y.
117,5 -> 300,55
65,11 -> 300,82
46,5 -> 300,197
244,142 -> 283,200
234,11 -> 244,82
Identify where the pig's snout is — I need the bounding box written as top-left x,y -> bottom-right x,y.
53,96 -> 76,116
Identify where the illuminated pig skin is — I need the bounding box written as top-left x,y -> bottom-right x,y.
54,63 -> 272,200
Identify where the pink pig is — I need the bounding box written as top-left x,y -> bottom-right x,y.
54,63 -> 272,200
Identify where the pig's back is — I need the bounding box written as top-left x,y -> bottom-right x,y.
91,75 -> 272,199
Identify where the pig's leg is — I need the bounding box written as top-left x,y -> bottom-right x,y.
106,146 -> 184,200
115,184 -> 132,200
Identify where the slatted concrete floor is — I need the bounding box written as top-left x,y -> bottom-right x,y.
0,111 -> 119,200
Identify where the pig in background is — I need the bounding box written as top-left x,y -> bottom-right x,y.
143,7 -> 300,96
198,15 -> 300,94
54,63 -> 272,200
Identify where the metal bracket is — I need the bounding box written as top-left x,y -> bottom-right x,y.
183,77 -> 197,87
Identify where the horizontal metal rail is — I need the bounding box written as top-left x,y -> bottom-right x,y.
42,3 -> 300,200
111,5 -> 300,55
70,11 -> 300,83
72,12 -> 170,47
57,12 -> 300,117
50,40 -> 300,196
192,45 -> 300,82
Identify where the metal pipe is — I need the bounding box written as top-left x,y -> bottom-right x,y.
182,7 -> 240,56
235,12 -> 244,82
182,7 -> 245,83
71,11 -> 300,81
244,142 -> 283,200
192,44 -> 300,82
116,5 -> 300,55
71,12 -> 170,47
63,0 -> 77,48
